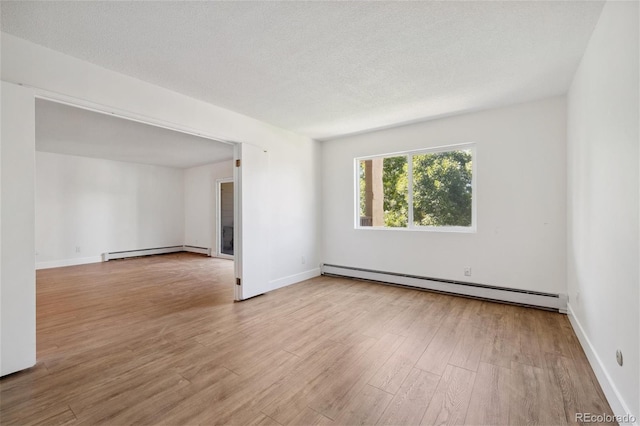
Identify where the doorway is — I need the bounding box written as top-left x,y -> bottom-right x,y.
1,82 -> 272,378
217,178 -> 234,259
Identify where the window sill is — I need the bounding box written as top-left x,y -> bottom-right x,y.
354,226 -> 476,234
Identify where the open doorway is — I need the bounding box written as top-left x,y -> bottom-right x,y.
33,97 -> 270,302
34,97 -> 236,269
1,83 -> 272,379
216,178 -> 234,258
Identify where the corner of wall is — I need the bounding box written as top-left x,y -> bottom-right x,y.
565,0 -> 639,421
567,303 -> 639,426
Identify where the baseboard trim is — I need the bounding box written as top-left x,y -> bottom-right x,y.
321,264 -> 567,312
36,256 -> 103,270
268,268 -> 321,292
183,245 -> 211,256
38,246 -> 212,269
213,252 -> 234,260
567,303 -> 638,425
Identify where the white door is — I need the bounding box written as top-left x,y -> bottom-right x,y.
233,143 -> 270,301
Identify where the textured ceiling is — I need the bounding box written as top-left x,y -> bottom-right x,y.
36,99 -> 234,169
4,1 -> 604,140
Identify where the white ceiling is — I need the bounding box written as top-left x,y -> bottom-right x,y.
36,99 -> 234,169
4,1 -> 604,140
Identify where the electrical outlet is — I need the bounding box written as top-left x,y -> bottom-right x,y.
616,349 -> 623,366
75,246 -> 81,253
301,255 -> 306,265
464,267 -> 472,277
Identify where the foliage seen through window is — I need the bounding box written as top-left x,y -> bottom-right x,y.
358,147 -> 473,229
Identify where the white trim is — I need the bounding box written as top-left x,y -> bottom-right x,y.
36,256 -> 102,270
354,225 -> 476,234
470,143 -> 478,231
36,245 -> 213,270
33,90 -> 235,146
233,144 -> 243,301
211,254 -> 234,261
268,268 -> 321,292
183,246 -> 211,256
356,142 -> 476,161
322,264 -> 566,312
354,143 -> 476,232
354,158 -> 361,228
407,155 -> 414,226
567,303 -> 638,425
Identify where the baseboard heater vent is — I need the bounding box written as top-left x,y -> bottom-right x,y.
321,264 -> 567,313
183,245 -> 211,256
103,245 -> 211,261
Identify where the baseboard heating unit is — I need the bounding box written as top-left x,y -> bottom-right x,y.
183,245 -> 211,256
321,264 -> 567,313
103,245 -> 211,261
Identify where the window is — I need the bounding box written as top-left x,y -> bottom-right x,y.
356,143 -> 475,231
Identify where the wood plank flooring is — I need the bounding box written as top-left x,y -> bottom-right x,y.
0,253 -> 612,425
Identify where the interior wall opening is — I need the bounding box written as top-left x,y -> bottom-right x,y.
34,94 -> 238,284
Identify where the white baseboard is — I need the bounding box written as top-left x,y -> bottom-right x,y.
183,245 -> 211,256
268,268 -> 321,292
213,252 -> 234,260
36,256 -> 102,270
567,303 -> 638,425
322,264 -> 566,312
38,246 -> 210,269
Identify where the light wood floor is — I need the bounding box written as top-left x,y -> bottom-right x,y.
1,253 -> 612,425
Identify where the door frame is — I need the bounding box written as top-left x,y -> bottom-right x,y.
3,82 -> 273,377
215,177 -> 234,260
29,90 -> 264,303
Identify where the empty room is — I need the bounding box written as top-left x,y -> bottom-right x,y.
0,1 -> 638,425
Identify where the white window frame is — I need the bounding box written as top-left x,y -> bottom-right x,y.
354,142 -> 477,233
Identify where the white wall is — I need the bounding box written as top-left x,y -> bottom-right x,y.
1,82 -> 36,376
35,152 -> 185,269
0,34 -> 322,376
183,160 -> 233,252
566,0 -> 639,420
322,97 -> 567,294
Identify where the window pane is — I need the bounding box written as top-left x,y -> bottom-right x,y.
359,156 -> 408,227
412,150 -> 472,227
